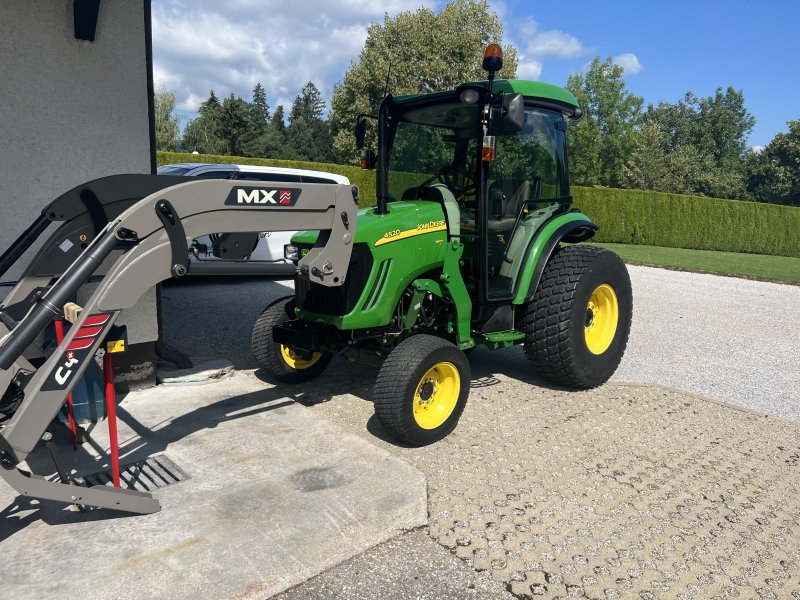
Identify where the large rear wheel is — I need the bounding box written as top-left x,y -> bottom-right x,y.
251,296 -> 332,383
523,245 -> 632,389
374,335 -> 470,446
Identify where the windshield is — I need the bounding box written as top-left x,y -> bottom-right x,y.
387,103 -> 479,203
157,165 -> 194,176
491,107 -> 568,205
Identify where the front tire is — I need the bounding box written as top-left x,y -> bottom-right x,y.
523,245 -> 632,389
251,296 -> 332,383
374,335 -> 470,446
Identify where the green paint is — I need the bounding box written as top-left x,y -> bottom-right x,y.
439,242 -> 473,348
295,201 -> 450,329
512,212 -> 596,305
394,80 -> 579,109
476,330 -> 526,350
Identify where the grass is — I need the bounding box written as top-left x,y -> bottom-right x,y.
594,243 -> 800,285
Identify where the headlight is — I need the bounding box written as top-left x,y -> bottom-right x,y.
284,244 -> 299,261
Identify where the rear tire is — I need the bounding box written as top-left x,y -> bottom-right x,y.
523,245 -> 632,389
251,296 -> 332,383
374,335 -> 470,446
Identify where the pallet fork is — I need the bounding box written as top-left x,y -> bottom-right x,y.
0,175 -> 358,514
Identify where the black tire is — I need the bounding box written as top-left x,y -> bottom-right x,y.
523,245 -> 632,389
374,334 -> 470,446
251,296 -> 332,383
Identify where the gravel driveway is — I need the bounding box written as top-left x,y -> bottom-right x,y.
159,265 -> 800,599
162,265 -> 800,422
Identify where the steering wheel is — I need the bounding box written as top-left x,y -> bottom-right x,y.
418,164 -> 476,198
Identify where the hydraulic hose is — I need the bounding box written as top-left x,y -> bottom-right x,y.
0,230 -> 120,370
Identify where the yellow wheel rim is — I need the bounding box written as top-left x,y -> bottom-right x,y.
280,345 -> 323,370
584,284 -> 619,355
412,362 -> 460,430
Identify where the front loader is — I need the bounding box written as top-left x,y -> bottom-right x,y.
254,44 -> 633,446
0,176 -> 359,513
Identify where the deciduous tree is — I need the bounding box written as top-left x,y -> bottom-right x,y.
747,119 -> 800,206
329,0 -> 517,163
154,87 -> 180,151
566,57 -> 643,188
642,88 -> 754,198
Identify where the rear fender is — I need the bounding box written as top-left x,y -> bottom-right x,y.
511,212 -> 598,305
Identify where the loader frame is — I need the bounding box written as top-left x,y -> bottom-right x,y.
0,175 -> 358,513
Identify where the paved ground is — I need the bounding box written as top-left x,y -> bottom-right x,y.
290,363 -> 800,599
0,371 -> 426,600
161,265 -> 800,422
3,265 -> 798,599
614,266 -> 800,422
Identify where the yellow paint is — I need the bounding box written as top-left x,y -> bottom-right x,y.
280,345 -> 322,370
120,537 -> 204,571
413,361 -> 460,430
106,340 -> 125,353
584,283 -> 619,355
374,222 -> 446,247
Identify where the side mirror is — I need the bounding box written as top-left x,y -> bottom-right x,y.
360,148 -> 376,170
489,93 -> 525,135
354,119 -> 367,149
502,93 -> 524,132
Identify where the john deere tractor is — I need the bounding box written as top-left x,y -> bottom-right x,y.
252,45 -> 632,446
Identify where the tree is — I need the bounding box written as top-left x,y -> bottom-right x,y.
240,83 -> 275,157
290,82 -> 325,125
329,0 -> 518,163
250,82 -> 270,127
284,82 -> 335,162
747,120 -> 800,206
182,90 -> 226,154
154,88 -> 180,151
218,93 -> 250,156
271,105 -> 286,134
623,122 -> 707,194
642,88 -> 755,198
566,57 -> 643,188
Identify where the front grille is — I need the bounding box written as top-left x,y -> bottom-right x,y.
296,243 -> 373,316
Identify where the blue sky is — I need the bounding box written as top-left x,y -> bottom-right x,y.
153,0 -> 798,148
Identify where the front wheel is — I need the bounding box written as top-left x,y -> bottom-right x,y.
251,296 -> 332,383
374,335 -> 470,446
523,245 -> 632,389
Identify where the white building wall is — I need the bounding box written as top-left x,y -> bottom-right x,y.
0,0 -> 157,344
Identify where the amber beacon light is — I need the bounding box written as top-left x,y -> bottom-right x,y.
482,43 -> 503,74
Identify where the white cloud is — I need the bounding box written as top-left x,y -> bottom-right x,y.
613,53 -> 644,76
507,17 -> 588,81
750,145 -> 766,154
517,60 -> 543,80
527,30 -> 586,58
151,0 -> 435,115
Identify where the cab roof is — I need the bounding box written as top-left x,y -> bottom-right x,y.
394,79 -> 579,112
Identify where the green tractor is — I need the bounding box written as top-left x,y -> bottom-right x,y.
252,45 -> 632,446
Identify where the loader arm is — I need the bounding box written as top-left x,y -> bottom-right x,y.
0,175 -> 358,514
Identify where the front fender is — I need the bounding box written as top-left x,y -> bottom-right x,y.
511,211 -> 598,305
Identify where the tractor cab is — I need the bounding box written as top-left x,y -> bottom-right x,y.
361,45 -> 587,312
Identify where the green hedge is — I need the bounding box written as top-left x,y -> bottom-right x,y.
573,187 -> 800,258
157,152 -> 800,258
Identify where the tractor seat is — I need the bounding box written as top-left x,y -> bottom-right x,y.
401,184 -> 460,238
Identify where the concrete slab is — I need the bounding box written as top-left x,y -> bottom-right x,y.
0,371 -> 427,600
157,358 -> 234,385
